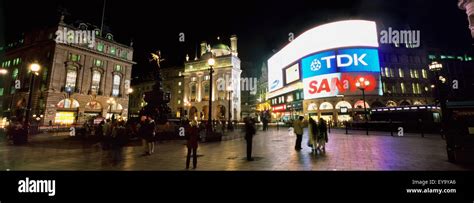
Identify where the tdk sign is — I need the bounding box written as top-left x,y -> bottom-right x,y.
302,48 -> 380,79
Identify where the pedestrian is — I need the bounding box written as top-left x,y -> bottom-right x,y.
244,116 -> 256,161
111,120 -> 127,164
186,119 -> 200,169
101,119 -> 112,150
139,115 -> 156,156
308,117 -> 318,153
317,118 -> 329,152
293,116 -> 305,151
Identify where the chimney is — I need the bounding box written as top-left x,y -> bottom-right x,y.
230,35 -> 238,56
200,41 -> 207,56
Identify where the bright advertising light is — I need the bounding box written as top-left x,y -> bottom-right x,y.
268,20 -> 379,93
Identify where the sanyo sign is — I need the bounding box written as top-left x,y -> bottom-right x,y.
267,20 -> 379,93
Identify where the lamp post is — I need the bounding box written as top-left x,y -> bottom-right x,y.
429,61 -> 446,136
207,57 -> 215,133
355,77 -> 370,135
227,85 -> 234,131
126,88 -> 133,119
25,63 -> 41,128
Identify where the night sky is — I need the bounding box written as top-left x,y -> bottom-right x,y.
1,0 -> 472,78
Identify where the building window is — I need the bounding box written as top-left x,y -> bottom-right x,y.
97,43 -> 104,52
115,64 -> 122,72
191,77 -> 197,82
390,68 -> 394,77
204,75 -> 210,81
412,83 -> 416,94
0,88 -> 4,96
178,90 -> 181,94
69,53 -> 80,62
12,68 -> 19,79
94,59 -> 103,67
414,70 -> 419,78
66,68 -> 77,89
112,75 -> 121,96
409,69 -> 414,78
384,67 -> 390,78
110,47 -> 116,55
381,68 -> 385,77
416,83 -> 421,94
91,70 -> 101,93
42,67 -> 48,81
382,82 -> 387,93
398,68 -> 404,78
422,69 -> 428,79
203,83 -> 210,100
178,100 -> 181,105
400,83 -> 406,94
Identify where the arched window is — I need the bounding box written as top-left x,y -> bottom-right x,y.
203,82 -> 210,101
386,100 -> 397,107
319,102 -> 334,110
307,103 -> 318,111
190,83 -> 197,101
112,75 -> 121,96
91,70 -> 101,93
65,67 -> 77,89
335,101 -> 352,109
86,101 -> 102,110
57,99 -> 80,108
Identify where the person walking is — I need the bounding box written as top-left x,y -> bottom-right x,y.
186,120 -> 200,169
308,117 -> 318,153
139,115 -> 156,156
317,118 -> 329,152
293,116 -> 305,151
244,117 -> 256,161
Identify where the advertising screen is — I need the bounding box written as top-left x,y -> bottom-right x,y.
285,63 -> 300,84
268,20 -> 379,93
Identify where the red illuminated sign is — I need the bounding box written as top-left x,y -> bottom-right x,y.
272,104 -> 287,112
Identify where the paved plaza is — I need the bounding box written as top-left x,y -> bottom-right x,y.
0,128 -> 472,171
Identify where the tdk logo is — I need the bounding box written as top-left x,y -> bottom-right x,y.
311,53 -> 368,71
301,48 -> 380,79
310,59 -> 322,71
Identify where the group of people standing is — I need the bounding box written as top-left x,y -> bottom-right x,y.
293,116 -> 329,153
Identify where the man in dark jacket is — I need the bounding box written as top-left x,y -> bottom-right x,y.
244,117 -> 257,161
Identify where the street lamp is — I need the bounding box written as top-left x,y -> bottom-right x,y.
227,84 -> 234,131
207,57 -> 215,133
0,68 -> 8,75
355,77 -> 370,135
424,86 -> 429,104
127,88 -> 134,94
429,61 -> 446,137
25,63 -> 41,128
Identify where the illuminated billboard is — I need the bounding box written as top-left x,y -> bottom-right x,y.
285,63 -> 300,84
301,47 -> 382,99
268,20 -> 379,93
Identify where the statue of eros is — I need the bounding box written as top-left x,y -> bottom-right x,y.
150,50 -> 165,69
